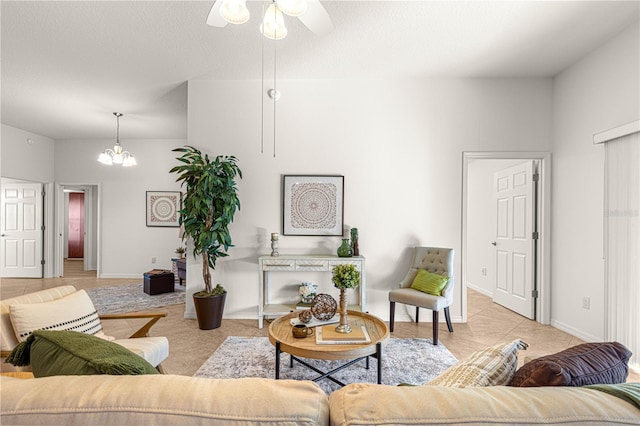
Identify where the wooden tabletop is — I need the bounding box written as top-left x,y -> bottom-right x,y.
268,310 -> 389,361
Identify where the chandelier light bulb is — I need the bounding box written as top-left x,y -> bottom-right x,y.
220,0 -> 250,25
277,0 -> 307,17
261,3 -> 287,40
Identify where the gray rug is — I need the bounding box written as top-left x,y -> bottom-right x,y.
194,336 -> 457,394
87,283 -> 185,314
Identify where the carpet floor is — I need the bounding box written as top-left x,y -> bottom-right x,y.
194,336 -> 457,394
87,283 -> 185,314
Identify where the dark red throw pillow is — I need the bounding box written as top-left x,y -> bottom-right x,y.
509,342 -> 631,387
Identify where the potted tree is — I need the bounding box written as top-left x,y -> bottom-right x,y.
169,146 -> 242,330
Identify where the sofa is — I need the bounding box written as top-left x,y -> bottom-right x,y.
1,374 -> 639,425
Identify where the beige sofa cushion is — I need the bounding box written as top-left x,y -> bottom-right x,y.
1,375 -> 330,426
329,383 -> 640,425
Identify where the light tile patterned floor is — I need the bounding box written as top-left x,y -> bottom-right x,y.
1,260 -> 637,381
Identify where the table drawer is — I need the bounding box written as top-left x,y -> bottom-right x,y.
262,260 -> 295,271
295,260 -> 329,271
329,259 -> 363,272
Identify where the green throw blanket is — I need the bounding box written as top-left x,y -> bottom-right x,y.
586,383 -> 640,410
5,330 -> 158,376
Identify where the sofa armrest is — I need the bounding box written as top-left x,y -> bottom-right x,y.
99,312 -> 167,338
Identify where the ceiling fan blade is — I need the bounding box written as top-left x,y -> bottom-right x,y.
206,0 -> 229,28
298,0 -> 334,36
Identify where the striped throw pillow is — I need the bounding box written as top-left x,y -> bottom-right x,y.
427,339 -> 529,387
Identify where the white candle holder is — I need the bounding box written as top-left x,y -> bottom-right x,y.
270,233 -> 279,257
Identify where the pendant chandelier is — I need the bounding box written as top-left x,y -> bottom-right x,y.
97,112 -> 137,167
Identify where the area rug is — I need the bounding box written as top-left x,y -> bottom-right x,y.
193,336 -> 457,394
87,283 -> 185,314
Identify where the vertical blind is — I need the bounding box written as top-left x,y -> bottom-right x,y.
604,130 -> 639,371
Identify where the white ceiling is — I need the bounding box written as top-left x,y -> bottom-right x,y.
2,1 -> 638,140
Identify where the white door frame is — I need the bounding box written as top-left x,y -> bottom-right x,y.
462,151 -> 551,325
55,183 -> 101,277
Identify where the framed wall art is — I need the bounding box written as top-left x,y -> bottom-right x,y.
282,175 -> 344,236
146,191 -> 181,227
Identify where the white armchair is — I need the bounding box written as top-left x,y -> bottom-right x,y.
388,247 -> 454,345
1,286 -> 168,373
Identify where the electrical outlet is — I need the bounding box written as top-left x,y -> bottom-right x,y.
481,267 -> 487,276
151,257 -> 157,264
582,296 -> 590,310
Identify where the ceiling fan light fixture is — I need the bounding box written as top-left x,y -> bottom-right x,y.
220,0 -> 250,25
277,0 -> 307,17
261,4 -> 287,40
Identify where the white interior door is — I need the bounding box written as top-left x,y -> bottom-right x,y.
1,182 -> 43,278
493,161 -> 536,319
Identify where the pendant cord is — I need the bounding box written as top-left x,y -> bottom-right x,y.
260,21 -> 265,155
273,36 -> 277,158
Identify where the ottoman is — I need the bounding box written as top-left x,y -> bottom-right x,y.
143,270 -> 175,295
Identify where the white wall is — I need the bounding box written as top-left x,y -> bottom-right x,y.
187,77 -> 553,322
551,22 -> 640,341
54,138 -> 186,277
1,125 -> 55,183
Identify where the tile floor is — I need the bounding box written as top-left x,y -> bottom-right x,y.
1,260 -> 637,382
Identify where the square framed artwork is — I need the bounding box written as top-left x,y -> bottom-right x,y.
146,191 -> 181,227
282,175 -> 344,236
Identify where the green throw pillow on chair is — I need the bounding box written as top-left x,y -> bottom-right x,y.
410,269 -> 449,296
6,329 -> 158,377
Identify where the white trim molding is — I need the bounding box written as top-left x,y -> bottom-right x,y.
593,120 -> 640,144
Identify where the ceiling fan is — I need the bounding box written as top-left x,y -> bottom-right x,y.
206,0 -> 334,39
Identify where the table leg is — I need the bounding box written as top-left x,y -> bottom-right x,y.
275,341 -> 281,379
366,356 -> 370,369
376,342 -> 382,384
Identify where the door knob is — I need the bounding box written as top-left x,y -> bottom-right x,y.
491,241 -> 497,246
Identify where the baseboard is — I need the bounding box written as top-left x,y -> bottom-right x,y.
550,319 -> 602,342
99,274 -> 141,279
466,283 -> 493,297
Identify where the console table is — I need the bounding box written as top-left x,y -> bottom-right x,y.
258,255 -> 366,329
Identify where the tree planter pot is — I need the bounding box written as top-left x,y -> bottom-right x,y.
193,292 -> 226,330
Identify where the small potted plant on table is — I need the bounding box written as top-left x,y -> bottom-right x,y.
332,264 -> 361,333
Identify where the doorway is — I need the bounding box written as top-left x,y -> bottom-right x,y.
461,152 -> 551,325
56,184 -> 99,277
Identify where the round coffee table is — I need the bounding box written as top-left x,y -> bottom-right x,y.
268,310 -> 389,387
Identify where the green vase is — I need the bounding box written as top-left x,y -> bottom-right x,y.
337,239 -> 353,257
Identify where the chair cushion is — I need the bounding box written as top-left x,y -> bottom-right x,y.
114,336 -> 169,368
9,290 -> 112,342
428,339 -> 529,387
509,342 -> 631,387
7,330 -> 158,377
1,286 -> 77,352
410,269 -> 449,296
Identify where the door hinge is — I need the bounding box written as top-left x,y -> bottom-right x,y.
533,173 -> 540,182
40,260 -> 46,265
532,231 -> 539,239
42,190 -> 46,197
532,289 -> 539,298
41,225 -> 46,231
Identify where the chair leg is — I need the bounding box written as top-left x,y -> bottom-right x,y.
432,310 -> 439,345
444,306 -> 454,333
389,302 -> 395,332
415,306 -> 419,323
